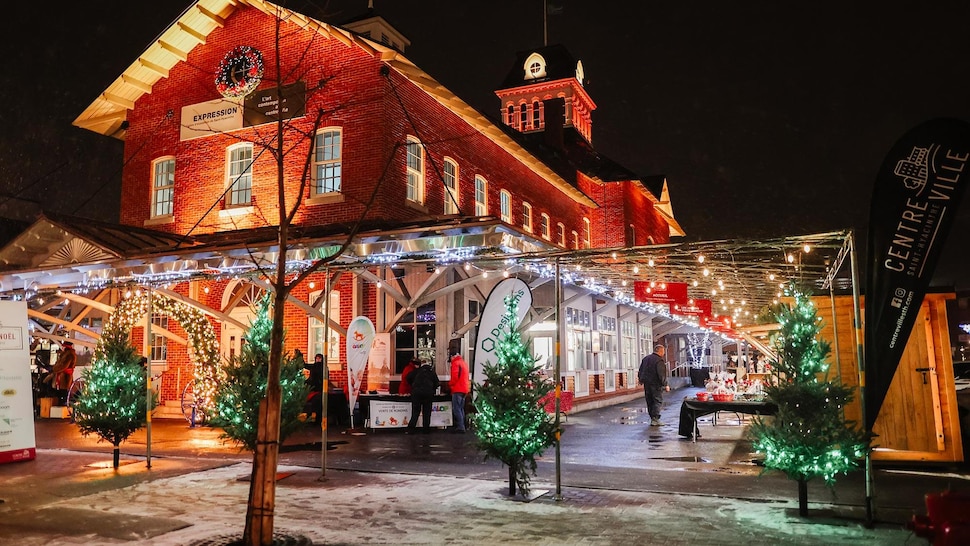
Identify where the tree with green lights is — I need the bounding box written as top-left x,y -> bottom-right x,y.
209,296 -> 308,451
751,284 -> 869,516
474,296 -> 560,497
74,324 -> 156,468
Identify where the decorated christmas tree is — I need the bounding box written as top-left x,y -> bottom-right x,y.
74,323 -> 156,468
210,296 -> 308,451
474,296 -> 560,497
750,284 -> 869,516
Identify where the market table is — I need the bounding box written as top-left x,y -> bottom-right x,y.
678,398 -> 778,441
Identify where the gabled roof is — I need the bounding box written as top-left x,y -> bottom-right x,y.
72,0 -> 596,208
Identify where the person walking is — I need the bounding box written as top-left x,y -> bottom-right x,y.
449,350 -> 470,433
405,359 -> 439,434
638,343 -> 669,426
303,353 -> 325,424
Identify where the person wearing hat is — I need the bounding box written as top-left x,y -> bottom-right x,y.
46,341 -> 77,404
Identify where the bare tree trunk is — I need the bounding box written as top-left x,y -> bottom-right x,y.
797,478 -> 808,517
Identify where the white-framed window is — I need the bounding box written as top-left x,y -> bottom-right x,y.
150,313 -> 168,362
151,157 -> 175,218
309,289 -> 341,365
557,222 -> 566,247
566,307 -> 591,371
406,136 -> 425,204
443,158 -> 459,214
226,143 -> 253,207
312,127 -> 342,195
500,190 -> 512,222
583,217 -> 592,248
524,52 -> 547,80
540,213 -> 550,240
474,176 -> 487,216
621,320 -> 636,371
572,230 -> 579,249
522,202 -> 533,232
598,315 -> 617,370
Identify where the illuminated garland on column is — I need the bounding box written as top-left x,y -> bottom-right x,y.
96,291 -> 221,415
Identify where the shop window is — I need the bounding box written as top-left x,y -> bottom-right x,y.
474,176 -> 488,216
226,143 -> 253,207
312,127 -> 342,195
598,315 -> 617,370
621,321 -> 636,370
151,157 -> 174,218
394,301 -> 436,374
406,136 -> 425,204
500,190 -> 511,222
443,158 -> 459,214
566,307 -> 591,371
522,202 -> 533,232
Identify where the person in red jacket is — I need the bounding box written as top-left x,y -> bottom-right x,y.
398,358 -> 419,395
449,350 -> 471,433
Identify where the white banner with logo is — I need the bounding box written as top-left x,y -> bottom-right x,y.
0,301 -> 35,464
367,333 -> 391,392
472,278 -> 533,386
345,316 -> 376,427
369,399 -> 453,428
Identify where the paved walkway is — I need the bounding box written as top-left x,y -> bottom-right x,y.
0,387 -> 949,545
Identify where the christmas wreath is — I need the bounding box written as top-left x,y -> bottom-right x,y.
215,46 -> 264,98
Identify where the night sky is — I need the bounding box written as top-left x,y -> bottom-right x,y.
2,1 -> 968,288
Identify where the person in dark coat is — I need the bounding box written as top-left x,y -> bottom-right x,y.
405,359 -> 439,434
304,353 -> 325,423
638,344 -> 669,426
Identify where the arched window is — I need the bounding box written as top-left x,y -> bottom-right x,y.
474,176 -> 488,216
151,157 -> 175,218
500,190 -> 511,222
312,127 -> 342,195
522,202 -> 533,232
406,136 -> 425,204
443,158 -> 459,214
532,100 -> 541,129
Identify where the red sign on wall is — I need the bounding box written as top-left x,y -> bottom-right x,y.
670,299 -> 712,317
633,281 -> 688,304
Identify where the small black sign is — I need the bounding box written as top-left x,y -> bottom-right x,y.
243,81 -> 306,127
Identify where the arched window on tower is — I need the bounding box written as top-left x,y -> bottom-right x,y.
507,105 -> 515,128
520,103 -> 528,130
532,100 -> 541,129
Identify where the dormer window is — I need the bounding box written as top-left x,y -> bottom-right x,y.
524,53 -> 546,80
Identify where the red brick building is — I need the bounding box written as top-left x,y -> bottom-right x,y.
3,0 -> 686,417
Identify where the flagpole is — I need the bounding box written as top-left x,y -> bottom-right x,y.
320,267 -> 330,480
554,257 -> 562,501
848,231 -> 874,527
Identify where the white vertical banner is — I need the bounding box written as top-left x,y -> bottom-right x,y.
345,316 -> 376,427
472,278 -> 533,386
367,333 -> 391,392
0,301 -> 35,464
